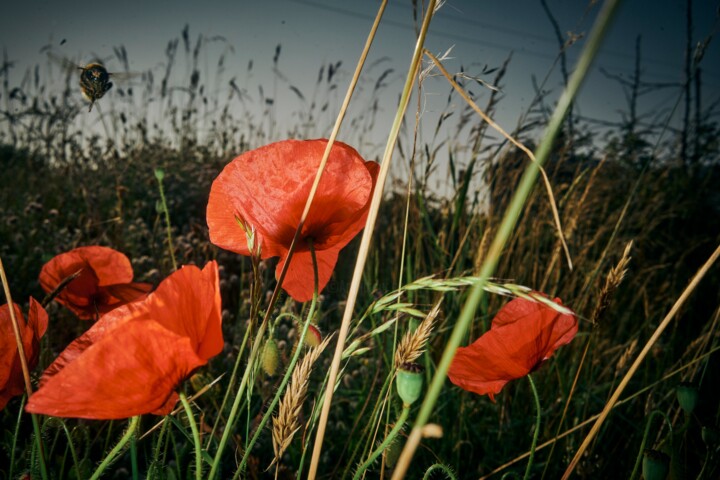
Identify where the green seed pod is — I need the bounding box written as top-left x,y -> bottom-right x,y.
262,339 -> 280,376
396,363 -> 424,406
676,382 -> 699,415
642,449 -> 670,480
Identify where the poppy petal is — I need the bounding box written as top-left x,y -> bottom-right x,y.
207,139 -> 379,302
26,320 -> 204,419
448,296 -> 578,400
276,245 -> 341,302
39,246 -> 150,319
29,262 -> 222,418
1,299 -> 47,411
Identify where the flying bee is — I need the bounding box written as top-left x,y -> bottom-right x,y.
48,53 -> 137,112
77,63 -> 113,111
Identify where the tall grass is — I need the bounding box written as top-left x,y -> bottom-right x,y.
1,2 -> 719,478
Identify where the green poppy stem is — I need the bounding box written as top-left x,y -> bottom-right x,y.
154,168 -> 178,271
523,374 -> 541,480
59,419 -> 81,480
422,463 -> 458,480
233,240 -> 320,478
629,410 -> 672,480
353,405 -> 410,480
130,432 -> 139,480
90,415 -> 140,480
179,392 -> 203,480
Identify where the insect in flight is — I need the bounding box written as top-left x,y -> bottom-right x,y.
48,53 -> 137,112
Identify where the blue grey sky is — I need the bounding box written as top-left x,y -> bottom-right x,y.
1,0 -> 719,161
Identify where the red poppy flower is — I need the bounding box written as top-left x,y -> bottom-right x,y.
26,262 -> 222,419
448,296 -> 578,401
207,139 -> 379,302
1,298 -> 48,411
39,246 -> 153,320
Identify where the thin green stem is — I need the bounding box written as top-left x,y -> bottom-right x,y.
207,256 -> 261,448
629,410 -> 672,480
524,375 -> 542,480
130,432 -> 139,480
60,420 -> 81,480
90,416 -> 140,480
154,168 -> 177,271
391,1 -> 622,477
9,395 -> 26,479
233,240 -> 320,478
180,392 -> 203,480
353,405 -> 410,480
150,416 -> 170,474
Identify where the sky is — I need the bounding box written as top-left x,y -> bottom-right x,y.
1,0 -> 719,166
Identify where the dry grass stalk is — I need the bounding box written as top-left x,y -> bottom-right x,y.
591,240 -> 633,326
269,334 -> 332,469
394,300 -> 442,368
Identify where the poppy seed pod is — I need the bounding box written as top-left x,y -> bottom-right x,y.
396,363 -> 424,406
676,382 -> 699,415
262,339 -> 280,376
642,449 -> 670,480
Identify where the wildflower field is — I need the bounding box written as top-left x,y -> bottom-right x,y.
1,1 -> 720,479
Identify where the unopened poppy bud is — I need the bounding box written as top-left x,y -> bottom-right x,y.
396,363 -> 424,406
262,339 -> 280,376
154,168 -> 165,181
305,325 -> 322,348
676,382 -> 699,414
642,449 -> 670,480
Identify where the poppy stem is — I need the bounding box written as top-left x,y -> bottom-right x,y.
89,415 -> 139,480
233,240 -> 319,477
352,405 -> 410,480
154,167 -> 178,272
179,392 -> 203,480
523,374 -> 542,480
629,410 -> 672,480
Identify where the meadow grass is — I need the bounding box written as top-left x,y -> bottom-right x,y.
1,2 -> 720,479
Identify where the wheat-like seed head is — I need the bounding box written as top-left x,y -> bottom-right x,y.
592,241 -> 633,326
394,300 -> 442,369
269,333 -> 332,469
